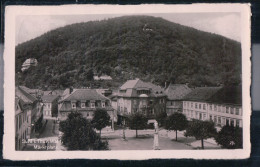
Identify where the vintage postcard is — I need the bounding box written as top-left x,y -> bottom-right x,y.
4,4 -> 251,160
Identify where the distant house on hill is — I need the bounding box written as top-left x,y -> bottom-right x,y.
164,84 -> 192,115
94,75 -> 112,80
117,79 -> 167,124
58,88 -> 116,129
21,58 -> 38,72
19,86 -> 43,98
182,86 -> 242,128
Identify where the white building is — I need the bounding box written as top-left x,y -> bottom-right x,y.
183,86 -> 242,128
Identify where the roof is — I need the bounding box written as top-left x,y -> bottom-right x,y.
208,86 -> 242,105
183,87 -> 222,102
15,86 -> 37,104
119,79 -> 166,98
43,89 -> 64,96
60,89 -> 109,102
41,95 -> 59,103
19,86 -> 43,97
165,84 -> 192,100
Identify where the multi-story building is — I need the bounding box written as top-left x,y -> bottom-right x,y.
183,86 -> 242,128
165,84 -> 192,115
15,86 -> 44,149
58,88 -> 116,129
15,97 -> 29,150
117,79 -> 167,124
42,95 -> 60,120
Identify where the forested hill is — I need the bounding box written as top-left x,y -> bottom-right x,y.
15,15 -> 241,90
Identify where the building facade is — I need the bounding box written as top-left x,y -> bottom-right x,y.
42,95 -> 60,120
15,86 -> 44,150
117,79 -> 167,123
165,84 -> 192,115
183,86 -> 242,128
58,88 -> 116,129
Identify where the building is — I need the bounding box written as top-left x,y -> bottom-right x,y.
182,86 -> 242,128
94,75 -> 112,80
15,86 -> 44,149
207,86 -> 242,127
21,58 -> 38,72
41,95 -> 60,120
164,84 -> 192,115
58,88 -> 116,129
19,86 -> 43,98
15,97 -> 29,150
117,79 -> 167,124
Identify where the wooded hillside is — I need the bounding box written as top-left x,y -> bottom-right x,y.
15,15 -> 241,90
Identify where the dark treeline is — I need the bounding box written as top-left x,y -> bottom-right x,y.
15,15 -> 241,90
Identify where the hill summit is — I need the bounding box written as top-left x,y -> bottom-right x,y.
15,15 -> 241,90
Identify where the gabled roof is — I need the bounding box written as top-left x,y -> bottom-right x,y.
41,95 -> 59,103
16,86 -> 37,104
208,86 -> 242,105
165,84 -> 192,100
60,89 -> 109,102
183,87 -> 222,102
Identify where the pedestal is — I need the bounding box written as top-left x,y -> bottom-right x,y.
153,132 -> 160,150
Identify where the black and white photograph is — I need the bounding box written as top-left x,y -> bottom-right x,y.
4,4 -> 251,160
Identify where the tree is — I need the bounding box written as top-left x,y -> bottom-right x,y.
128,112 -> 148,138
165,112 -> 188,141
185,119 -> 217,149
91,109 -> 111,136
215,125 -> 242,149
59,111 -> 108,150
155,111 -> 167,127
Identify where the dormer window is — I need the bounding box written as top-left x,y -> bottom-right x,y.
81,100 -> 86,108
72,103 -> 76,109
91,100 -> 95,108
102,101 -> 105,108
81,103 -> 85,108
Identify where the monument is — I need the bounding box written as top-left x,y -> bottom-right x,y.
153,121 -> 160,150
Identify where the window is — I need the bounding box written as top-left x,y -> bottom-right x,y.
203,113 -> 206,120
214,116 -> 217,123
209,105 -> 212,110
218,117 -> 221,124
91,103 -> 95,108
231,119 -> 234,126
72,103 -> 76,109
218,105 -> 221,112
81,103 -> 85,108
235,108 -> 240,115
214,105 -> 217,111
226,107 -> 229,113
199,113 -> 202,120
191,102 -> 193,108
191,110 -> 193,118
236,120 -> 240,127
230,108 -> 234,114
203,104 -> 206,110
199,104 -> 201,109
209,115 -> 212,121
226,119 -> 229,125
102,102 -> 105,108
195,103 -> 198,109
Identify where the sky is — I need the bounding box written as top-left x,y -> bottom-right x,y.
15,12 -> 241,45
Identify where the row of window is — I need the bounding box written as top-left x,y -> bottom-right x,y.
44,110 -> 52,116
184,102 -> 241,116
184,109 -> 242,127
61,111 -> 93,117
71,101 -> 107,109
